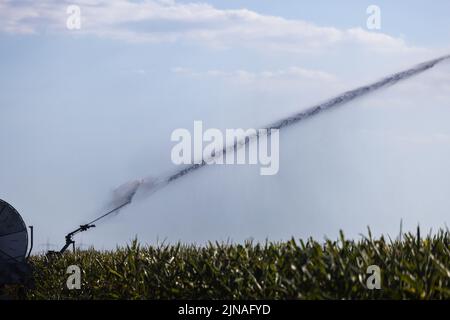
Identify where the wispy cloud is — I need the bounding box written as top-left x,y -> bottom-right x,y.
0,0 -> 427,54
171,66 -> 337,82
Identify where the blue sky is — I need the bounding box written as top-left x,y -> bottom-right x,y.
0,0 -> 449,251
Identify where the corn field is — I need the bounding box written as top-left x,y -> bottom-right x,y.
22,228 -> 450,299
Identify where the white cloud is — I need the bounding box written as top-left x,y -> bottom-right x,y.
0,0 -> 427,54
132,68 -> 147,75
171,66 -> 337,82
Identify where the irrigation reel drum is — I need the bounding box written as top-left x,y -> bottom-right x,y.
0,199 -> 33,286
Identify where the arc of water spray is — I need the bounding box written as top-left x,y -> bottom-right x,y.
86,54 -> 450,226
